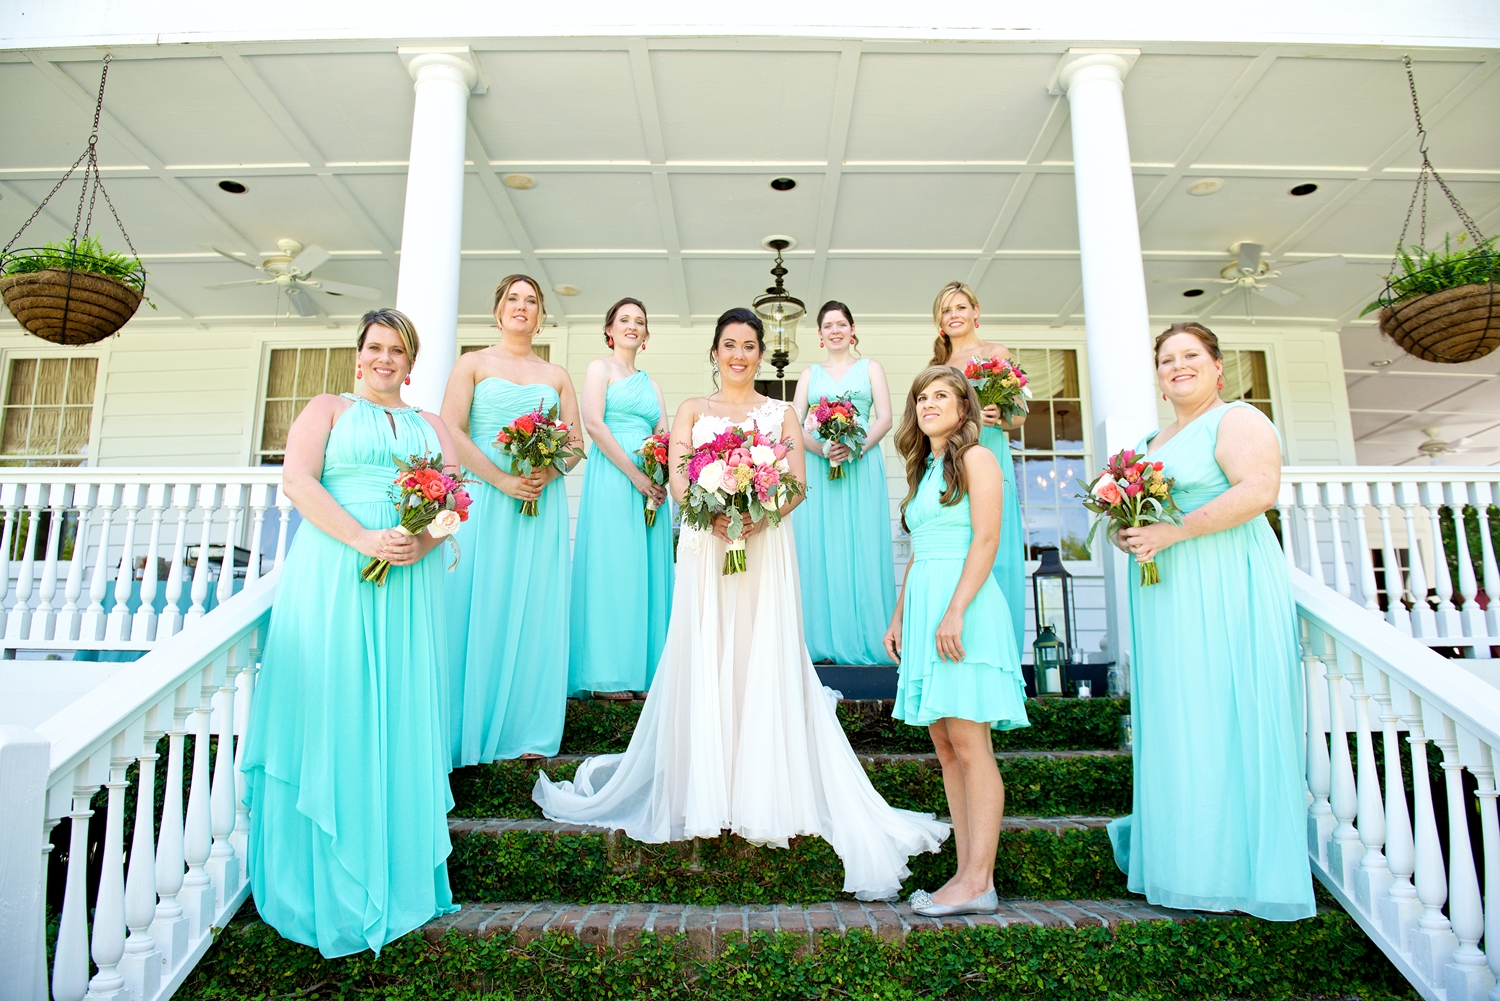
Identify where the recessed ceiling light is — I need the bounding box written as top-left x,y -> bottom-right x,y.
502,173 -> 537,190
1290,183 -> 1319,196
1186,178 -> 1223,196
770,177 -> 797,191
1370,358 -> 1394,367
553,284 -> 579,296
1182,288 -> 1206,297
760,234 -> 798,251
217,179 -> 248,194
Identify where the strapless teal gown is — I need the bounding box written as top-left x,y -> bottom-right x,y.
794,360 -> 896,665
1107,402 -> 1314,920
893,458 -> 1029,730
568,371 -> 674,694
979,426 -> 1025,651
446,378 -> 570,764
241,394 -> 457,958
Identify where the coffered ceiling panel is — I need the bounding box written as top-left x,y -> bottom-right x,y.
833,172 -> 1014,250
1419,69 -> 1500,170
683,256 -> 813,316
1118,55 -> 1256,166
670,171 -> 823,251
1140,175 -> 1355,252
534,257 -> 678,318
998,173 -> 1081,251
181,174 -> 379,250
245,52 -> 417,163
505,171 -> 663,249
820,258 -> 989,315
0,61 -> 146,169
472,50 -> 648,162
5,175 -> 226,253
1295,178 -> 1500,255
977,258 -> 1083,317
335,172 -> 409,248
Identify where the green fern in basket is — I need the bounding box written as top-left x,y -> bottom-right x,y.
3,234 -> 146,291
1362,232 -> 1500,316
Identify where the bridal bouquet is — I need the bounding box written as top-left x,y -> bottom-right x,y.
494,402 -> 584,516
964,356 -> 1031,424
638,429 -> 671,527
680,427 -> 804,575
360,455 -> 473,586
1077,449 -> 1182,587
802,394 -> 865,480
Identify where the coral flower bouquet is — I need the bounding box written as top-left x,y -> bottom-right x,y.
802,393 -> 866,480
680,426 -> 804,575
360,454 -> 473,586
493,401 -> 585,516
964,356 -> 1032,424
638,429 -> 671,526
1077,448 -> 1183,587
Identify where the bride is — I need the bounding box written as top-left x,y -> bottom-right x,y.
534,307 -> 949,900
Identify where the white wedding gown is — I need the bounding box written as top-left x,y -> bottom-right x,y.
533,400 -> 950,900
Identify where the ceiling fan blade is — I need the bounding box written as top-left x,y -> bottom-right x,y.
203,279 -> 268,290
1187,286 -> 1237,314
202,244 -> 264,271
310,278 -> 381,300
1152,277 -> 1234,285
1236,242 -> 1263,276
290,244 -> 330,275
285,288 -> 319,317
1253,283 -> 1302,306
1274,255 -> 1346,279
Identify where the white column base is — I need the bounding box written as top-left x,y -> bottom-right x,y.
1353,866 -> 1393,919
1326,835 -> 1362,888
148,910 -> 188,974
179,877 -> 216,940
119,945 -> 162,1001
82,985 -> 130,1001
206,853 -> 239,909
1413,924 -> 1459,984
1379,892 -> 1422,954
1307,811 -> 1335,863
1447,960 -> 1496,1001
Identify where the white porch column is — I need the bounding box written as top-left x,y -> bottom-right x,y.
1052,49 -> 1159,686
395,47 -> 483,412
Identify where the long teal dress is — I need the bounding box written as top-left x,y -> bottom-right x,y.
1107,402 -> 1314,921
795,359 -> 896,665
568,370 -> 674,694
893,456 -> 1030,731
446,378 -> 571,765
979,426 -> 1026,651
242,394 -> 457,958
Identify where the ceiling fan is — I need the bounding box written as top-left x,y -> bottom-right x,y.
203,238 -> 380,317
1363,428 -> 1500,465
1155,242 -> 1346,314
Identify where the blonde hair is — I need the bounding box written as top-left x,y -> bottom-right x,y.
356,307 -> 421,363
492,274 -> 546,336
930,281 -> 979,365
895,365 -> 984,531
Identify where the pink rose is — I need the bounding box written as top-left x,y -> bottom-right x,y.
1095,479 -> 1122,505
772,443 -> 788,460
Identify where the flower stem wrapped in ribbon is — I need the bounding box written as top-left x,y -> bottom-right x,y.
801,393 -> 866,480
680,426 -> 805,575
1076,448 -> 1183,587
964,356 -> 1032,424
361,454 -> 474,586
493,401 -> 585,516
638,429 -> 671,527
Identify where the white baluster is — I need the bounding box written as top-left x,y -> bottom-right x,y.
107,483 -> 144,642
273,484 -> 293,569
0,485 -> 18,645
1448,482 -> 1486,651
52,777 -> 96,1001
206,649 -> 241,902
1348,482 -> 1381,612
148,687 -> 191,972
120,713 -> 163,1001
132,483 -> 168,642
1276,481 -> 1298,568
1473,483 -> 1500,644
1469,744 -> 1500,1000
1324,635 -> 1362,887
1303,618 -> 1334,860
160,483 -> 195,638
87,738 -> 132,1000
179,682 -> 216,938
216,483 -> 246,606
1378,673 -> 1422,947
1438,716 -> 1492,999
1322,481 -> 1353,598
1298,482 -> 1326,584
37,816 -> 59,1001
245,482 -> 271,583
60,483 -> 96,642
29,482 -> 69,641
1401,481 -> 1438,637
1425,481 -> 1463,638
1348,650 -> 1392,915
1376,482 -> 1414,634
81,484 -> 119,642
7,483 -> 43,641
187,484 -> 222,622
1409,698 -> 1459,981
231,628 -> 261,861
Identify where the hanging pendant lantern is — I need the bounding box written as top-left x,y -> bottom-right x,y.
752,238 -> 805,380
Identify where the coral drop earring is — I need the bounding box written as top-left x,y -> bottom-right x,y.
405,376 -> 411,386
356,365 -> 362,380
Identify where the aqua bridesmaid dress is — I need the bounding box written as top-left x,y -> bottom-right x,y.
794,359 -> 897,664
893,457 -> 1030,731
1107,402 -> 1314,921
242,394 -> 457,958
446,378 -> 571,765
979,425 -> 1026,652
568,370 -> 674,694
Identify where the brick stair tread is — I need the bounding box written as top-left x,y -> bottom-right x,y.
449,815 -> 1113,837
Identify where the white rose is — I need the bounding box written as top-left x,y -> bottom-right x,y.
776,458 -> 790,473
1090,472 -> 1116,500
697,459 -> 726,493
750,444 -> 776,466
427,509 -> 462,538
802,413 -> 818,433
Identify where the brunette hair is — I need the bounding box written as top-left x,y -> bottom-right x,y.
709,307 -> 765,387
895,365 -> 984,530
492,274 -> 545,336
816,299 -> 858,350
1153,321 -> 1223,364
604,296 -> 648,347
356,307 -> 421,363
930,281 -> 978,365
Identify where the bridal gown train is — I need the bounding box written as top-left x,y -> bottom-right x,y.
534,400 -> 949,900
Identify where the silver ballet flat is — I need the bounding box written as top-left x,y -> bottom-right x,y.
909,888 -> 998,917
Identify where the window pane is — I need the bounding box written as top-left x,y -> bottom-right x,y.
266,349 -> 298,399
7,359 -> 35,406
1,407 -> 29,454
34,359 -> 67,407
1020,401 -> 1055,452
28,407 -> 59,455
293,349 -> 327,400
65,357 -> 97,405
60,407 -> 92,455
1059,505 -> 1092,561
1053,400 -> 1084,452
327,348 -> 356,395
260,400 -> 295,454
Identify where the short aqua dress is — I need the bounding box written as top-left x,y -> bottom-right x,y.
241,394 -> 457,958
893,455 -> 1030,730
568,370 -> 674,694
979,426 -> 1026,651
1107,402 -> 1314,920
446,378 -> 571,765
795,359 -> 896,665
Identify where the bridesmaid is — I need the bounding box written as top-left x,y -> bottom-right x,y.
929,282 -> 1025,652
241,308 -> 460,956
440,275 -> 584,764
1110,322 -> 1313,920
569,297 -> 673,699
792,300 -> 896,665
883,365 -> 1029,917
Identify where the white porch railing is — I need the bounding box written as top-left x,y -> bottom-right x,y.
1,568 -> 275,1001
0,469 -> 291,655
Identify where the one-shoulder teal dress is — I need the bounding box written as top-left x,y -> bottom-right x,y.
893,456 -> 1030,730
242,394 -> 457,958
979,426 -> 1026,651
446,378 -> 570,765
568,370 -> 674,694
1107,402 -> 1314,920
794,359 -> 896,665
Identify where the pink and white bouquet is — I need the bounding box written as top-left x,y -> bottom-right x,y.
680,426 -> 804,575
964,356 -> 1031,424
638,429 -> 671,527
493,401 -> 585,516
1077,448 -> 1182,587
802,393 -> 866,480
361,454 -> 473,586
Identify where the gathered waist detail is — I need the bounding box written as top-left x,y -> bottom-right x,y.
321,464 -> 398,507
910,527 -> 972,562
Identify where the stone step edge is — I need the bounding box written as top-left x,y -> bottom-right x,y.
470,750 -> 1128,769
450,815 -> 1113,837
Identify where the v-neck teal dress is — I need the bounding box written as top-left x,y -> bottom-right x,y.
1107,402 -> 1314,920
794,359 -> 897,664
242,394 -> 458,958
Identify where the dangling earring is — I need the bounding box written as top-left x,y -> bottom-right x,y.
607,335 -> 614,348
1162,393 -> 1167,400
819,336 -> 825,348
356,365 -> 362,380
1217,377 -> 1224,390
640,339 -> 646,352
405,376 -> 411,386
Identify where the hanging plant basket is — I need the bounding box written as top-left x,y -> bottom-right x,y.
0,244 -> 146,346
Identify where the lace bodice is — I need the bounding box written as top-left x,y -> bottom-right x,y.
691,400 -> 791,446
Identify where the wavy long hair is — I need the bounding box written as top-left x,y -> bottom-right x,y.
895,365 -> 984,531
930,281 -> 979,365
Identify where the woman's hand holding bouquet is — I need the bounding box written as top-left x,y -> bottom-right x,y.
1077,448 -> 1182,586
964,356 -> 1031,427
680,427 -> 804,574
360,455 -> 474,585
494,402 -> 585,516
638,429 -> 671,526
802,394 -> 865,480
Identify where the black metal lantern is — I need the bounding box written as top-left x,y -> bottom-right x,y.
752,238 -> 805,380
1031,546 -> 1078,666
1032,625 -> 1066,696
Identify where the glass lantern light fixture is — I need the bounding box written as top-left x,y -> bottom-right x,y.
752,237 -> 805,380
1031,546 -> 1078,666
1032,625 -> 1066,696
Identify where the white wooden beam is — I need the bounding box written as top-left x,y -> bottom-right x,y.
463,123 -> 559,323
626,40 -> 692,326
806,41 -> 862,311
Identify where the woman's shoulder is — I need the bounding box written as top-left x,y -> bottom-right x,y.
300,392 -> 353,424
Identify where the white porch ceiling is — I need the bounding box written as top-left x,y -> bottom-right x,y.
0,37 -> 1498,464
